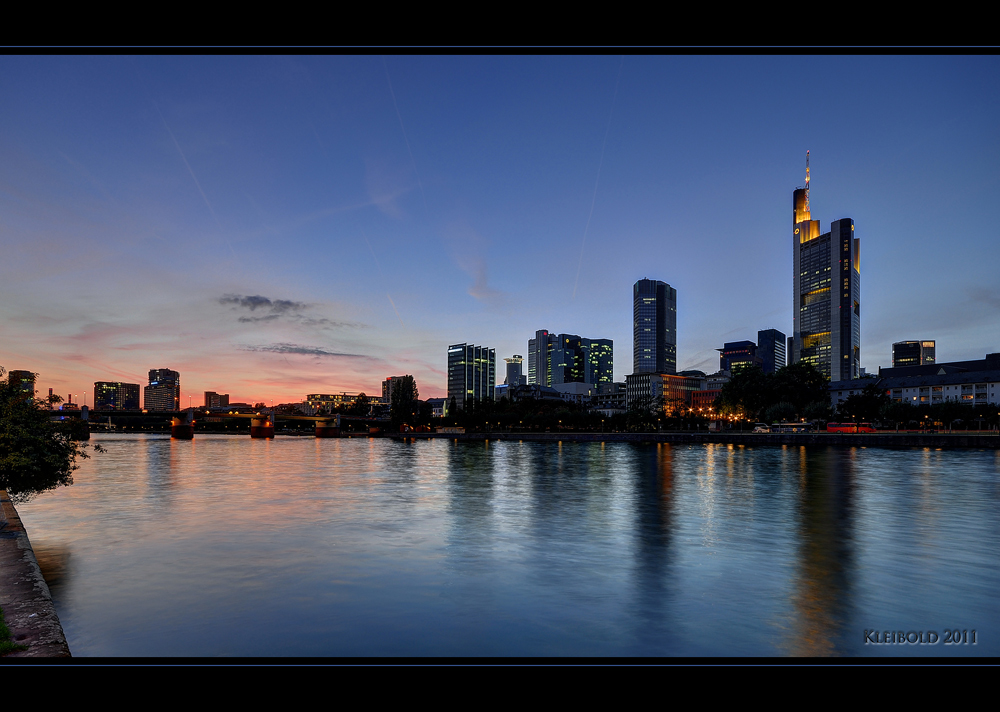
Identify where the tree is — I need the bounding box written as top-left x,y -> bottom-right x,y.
389,375 -> 418,425
838,382 -> 888,423
1,367 -> 102,503
346,393 -> 370,417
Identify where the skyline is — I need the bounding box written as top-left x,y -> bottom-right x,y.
3,55 -> 999,403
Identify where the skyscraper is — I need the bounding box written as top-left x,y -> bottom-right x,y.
95,382 -> 141,410
528,332 -> 612,386
447,343 -> 496,410
144,368 -> 180,411
791,153 -> 860,381
527,330 -> 555,386
633,279 -> 677,375
757,328 -> 787,374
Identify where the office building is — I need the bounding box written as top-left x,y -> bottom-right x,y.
758,329 -> 787,374
447,343 -> 496,410
94,382 -> 141,410
528,331 -> 613,386
204,391 -> 230,409
718,341 -> 763,373
791,152 -> 860,381
625,373 -> 699,414
831,353 -> 1000,410
144,368 -> 180,411
633,278 -> 677,375
504,355 -> 526,387
892,341 -> 936,368
527,330 -> 554,386
6,370 -> 35,398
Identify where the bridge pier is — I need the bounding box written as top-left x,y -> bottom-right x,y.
250,416 -> 274,439
315,416 -> 340,438
171,417 -> 194,439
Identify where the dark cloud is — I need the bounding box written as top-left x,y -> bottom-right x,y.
241,343 -> 367,358
220,294 -> 363,328
219,294 -> 308,313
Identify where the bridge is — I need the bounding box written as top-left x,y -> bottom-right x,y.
52,407 -> 389,440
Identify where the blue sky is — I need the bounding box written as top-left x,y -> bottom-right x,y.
2,55 -> 998,402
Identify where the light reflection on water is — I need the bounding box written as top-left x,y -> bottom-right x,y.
16,435 -> 1000,657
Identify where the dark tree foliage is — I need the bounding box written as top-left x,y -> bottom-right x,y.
345,393 -> 370,417
1,367 -> 102,503
838,382 -> 889,423
389,376 -> 418,425
716,362 -> 830,421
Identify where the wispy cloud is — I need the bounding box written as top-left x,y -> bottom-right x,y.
241,343 -> 368,358
443,222 -> 506,304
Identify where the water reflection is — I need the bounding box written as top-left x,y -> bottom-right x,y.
13,435 -> 1000,657
790,447 -> 856,656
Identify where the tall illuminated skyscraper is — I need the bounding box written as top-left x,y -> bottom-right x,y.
791,152 -> 860,381
632,279 -> 676,374
144,368 -> 180,411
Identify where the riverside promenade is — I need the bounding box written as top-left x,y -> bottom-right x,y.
391,431 -> 1000,449
0,491 -> 71,658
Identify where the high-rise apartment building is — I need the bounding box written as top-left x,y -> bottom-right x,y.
633,279 -> 677,375
447,343 -> 496,410
757,328 -> 787,374
892,341 -> 936,368
95,382 -> 141,410
791,153 -> 860,381
527,330 -> 554,386
144,368 -> 180,411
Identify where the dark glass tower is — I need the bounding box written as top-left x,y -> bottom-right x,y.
757,328 -> 787,374
791,154 -> 860,381
632,279 -> 677,374
447,343 -> 495,409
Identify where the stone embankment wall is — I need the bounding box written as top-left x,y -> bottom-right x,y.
0,491 -> 71,658
392,432 -> 1000,449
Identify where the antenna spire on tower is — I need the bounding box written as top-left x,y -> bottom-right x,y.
804,150 -> 810,213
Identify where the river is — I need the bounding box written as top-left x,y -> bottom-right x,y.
15,434 -> 1000,657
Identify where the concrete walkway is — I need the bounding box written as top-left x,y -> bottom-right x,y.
0,490 -> 71,657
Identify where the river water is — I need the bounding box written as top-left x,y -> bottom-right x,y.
15,434 -> 1000,657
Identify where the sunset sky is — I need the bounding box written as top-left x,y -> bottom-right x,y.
2,55 -> 999,404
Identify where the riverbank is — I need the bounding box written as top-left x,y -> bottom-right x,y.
0,491 -> 71,658
390,431 -> 1000,448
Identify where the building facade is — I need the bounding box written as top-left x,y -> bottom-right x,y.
791,154 -> 860,381
633,279 -> 677,375
203,391 -> 230,409
94,382 -> 141,410
504,355 -> 526,387
528,331 -> 612,387
757,328 -> 787,374
144,368 -> 180,411
625,373 -> 699,414
447,343 -> 496,410
892,340 -> 936,368
718,341 -> 763,374
382,376 -> 419,404
6,370 -> 35,398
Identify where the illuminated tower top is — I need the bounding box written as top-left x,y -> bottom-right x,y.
804,150 -> 810,213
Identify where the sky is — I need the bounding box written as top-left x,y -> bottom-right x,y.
2,54 -> 999,404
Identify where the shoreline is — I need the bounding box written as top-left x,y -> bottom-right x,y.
0,491 -> 71,658
388,431 -> 1000,449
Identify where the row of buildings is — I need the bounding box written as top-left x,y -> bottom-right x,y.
445,156 -> 1000,415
